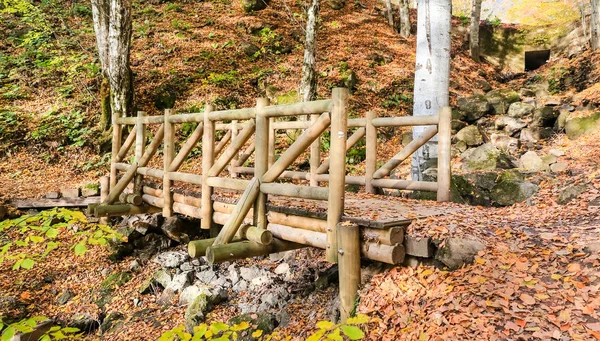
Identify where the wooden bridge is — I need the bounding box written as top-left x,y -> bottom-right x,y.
88,88 -> 452,320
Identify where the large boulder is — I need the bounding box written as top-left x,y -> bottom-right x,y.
435,238 -> 485,270
565,113 -> 600,140
486,89 -> 520,114
507,102 -> 535,118
456,95 -> 491,122
494,116 -> 527,136
455,125 -> 483,147
489,175 -> 538,206
461,143 -> 514,172
241,0 -> 270,12
531,107 -> 559,127
184,288 -> 227,331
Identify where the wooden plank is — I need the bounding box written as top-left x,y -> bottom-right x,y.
10,197 -> 101,209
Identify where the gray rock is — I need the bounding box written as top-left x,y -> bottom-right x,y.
228,313 -> 276,338
584,242 -> 600,254
180,262 -> 194,272
531,107 -> 559,127
228,264 -> 240,285
456,95 -> 491,122
550,162 -> 568,173
153,251 -> 189,268
129,259 -> 141,272
404,236 -> 434,257
490,180 -> 538,206
475,79 -> 492,92
274,263 -> 290,276
549,148 -> 565,157
451,120 -> 468,133
240,42 -> 260,57
232,279 -> 248,293
184,288 -> 226,331
555,110 -> 570,131
57,289 -> 74,305
455,125 -> 483,146
541,154 -> 558,167
518,151 -> 544,172
68,313 -> 100,334
519,127 -> 554,142
490,133 -> 519,153
46,191 -> 61,199
61,188 -> 80,198
179,284 -> 213,306
558,184 -> 587,205
519,88 -> 536,97
153,269 -> 172,288
461,143 -> 515,172
435,238 -> 485,270
196,269 -> 218,285
507,102 -> 535,118
565,113 -> 600,140
495,116 -> 527,136
81,186 -> 99,197
486,89 -> 520,114
167,272 -> 190,292
241,0 -> 269,12
240,266 -> 268,282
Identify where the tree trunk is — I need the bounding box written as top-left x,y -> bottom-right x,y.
399,0 -> 411,37
299,0 -> 319,103
469,0 -> 482,62
411,0 -> 451,182
91,0 -> 134,123
108,0 -> 133,118
385,0 -> 394,28
592,0 -> 600,50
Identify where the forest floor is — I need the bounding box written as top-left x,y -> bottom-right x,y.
0,127 -> 599,341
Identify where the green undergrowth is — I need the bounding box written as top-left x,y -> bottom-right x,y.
0,208 -> 122,271
159,314 -> 370,341
0,316 -> 81,341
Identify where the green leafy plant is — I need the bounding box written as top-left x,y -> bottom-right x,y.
205,70 -> 239,86
0,316 -> 81,341
0,208 -> 122,270
306,315 -> 370,341
158,321 -> 252,341
382,94 -> 412,109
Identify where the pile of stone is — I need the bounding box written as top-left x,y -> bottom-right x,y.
448,85 -> 597,206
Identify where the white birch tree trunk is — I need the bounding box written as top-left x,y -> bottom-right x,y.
469,0 -> 482,62
385,0 -> 394,27
399,0 -> 411,37
108,0 -> 133,118
299,0 -> 319,103
411,0 -> 451,182
91,0 -> 133,121
592,0 -> 600,50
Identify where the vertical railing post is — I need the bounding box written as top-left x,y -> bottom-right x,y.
338,222 -> 360,322
437,106 -> 452,202
230,120 -> 238,177
99,175 -> 109,224
134,111 -> 146,195
327,88 -> 348,263
201,105 -> 215,229
309,114 -> 320,187
254,98 -> 270,229
268,117 -> 275,168
110,110 -> 122,190
365,111 -> 377,194
163,109 -> 174,217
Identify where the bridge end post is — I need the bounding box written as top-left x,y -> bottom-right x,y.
327,87 -> 349,263
254,98 -> 270,229
437,106 -> 452,202
201,105 -> 215,229
338,222 -> 360,323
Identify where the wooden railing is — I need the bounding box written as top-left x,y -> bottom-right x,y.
91,87 -> 451,323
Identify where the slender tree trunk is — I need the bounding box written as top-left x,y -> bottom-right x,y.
592,0 -> 600,50
399,0 -> 411,37
411,0 -> 451,182
299,0 -> 319,103
469,0 -> 482,62
385,0 -> 394,28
